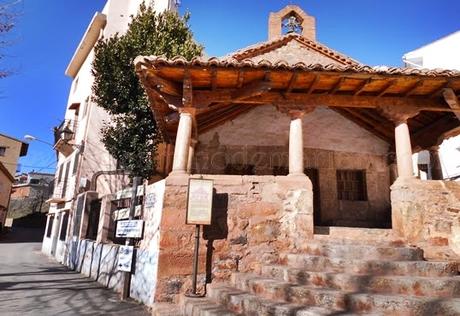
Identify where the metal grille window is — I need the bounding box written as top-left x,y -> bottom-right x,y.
336,170 -> 367,201
46,215 -> 54,238
59,213 -> 69,241
0,146 -> 6,156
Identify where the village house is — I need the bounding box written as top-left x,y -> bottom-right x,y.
7,172 -> 54,221
41,0 -> 177,261
45,4 -> 460,315
403,31 -> 460,181
0,133 -> 28,232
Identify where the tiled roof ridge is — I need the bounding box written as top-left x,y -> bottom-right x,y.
134,55 -> 460,78
225,33 -> 361,66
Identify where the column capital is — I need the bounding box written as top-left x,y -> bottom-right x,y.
190,139 -> 198,147
288,107 -> 314,119
379,105 -> 420,125
179,107 -> 197,116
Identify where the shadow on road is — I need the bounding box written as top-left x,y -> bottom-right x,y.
0,227 -> 44,244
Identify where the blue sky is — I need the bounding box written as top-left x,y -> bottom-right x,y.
1,0 -> 460,175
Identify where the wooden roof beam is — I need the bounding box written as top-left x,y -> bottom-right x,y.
146,71 -> 182,96
193,90 -> 457,112
232,80 -> 272,101
443,88 -> 460,120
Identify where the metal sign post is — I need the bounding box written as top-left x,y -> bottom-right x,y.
185,178 -> 213,298
121,176 -> 141,300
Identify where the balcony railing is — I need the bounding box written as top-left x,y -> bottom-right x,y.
53,119 -> 78,157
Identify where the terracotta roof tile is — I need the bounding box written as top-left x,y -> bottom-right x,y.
135,55 -> 460,78
224,33 -> 361,66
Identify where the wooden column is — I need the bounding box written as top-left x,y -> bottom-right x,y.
288,110 -> 305,176
429,146 -> 444,180
171,110 -> 194,175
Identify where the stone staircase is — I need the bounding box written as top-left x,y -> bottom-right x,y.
179,239 -> 460,316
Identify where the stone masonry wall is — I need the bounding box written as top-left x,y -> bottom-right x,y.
154,174 -> 313,302
391,178 -> 460,259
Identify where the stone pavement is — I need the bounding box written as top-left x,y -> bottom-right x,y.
0,228 -> 150,316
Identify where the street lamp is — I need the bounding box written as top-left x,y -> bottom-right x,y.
24,135 -> 55,147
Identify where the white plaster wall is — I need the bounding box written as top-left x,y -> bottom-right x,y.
404,31 -> 460,179
198,105 -> 389,155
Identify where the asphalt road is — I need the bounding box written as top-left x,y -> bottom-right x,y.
0,228 -> 150,316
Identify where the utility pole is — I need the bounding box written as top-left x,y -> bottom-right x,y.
121,176 -> 141,300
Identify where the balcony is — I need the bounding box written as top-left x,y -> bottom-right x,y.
46,183 -> 67,204
53,120 -> 78,157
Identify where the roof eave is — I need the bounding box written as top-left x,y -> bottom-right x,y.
65,12 -> 107,79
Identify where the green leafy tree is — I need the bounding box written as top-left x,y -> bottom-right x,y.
92,5 -> 203,178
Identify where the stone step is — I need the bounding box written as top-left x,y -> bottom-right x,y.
231,273 -> 460,315
151,303 -> 182,316
281,253 -> 458,277
182,297 -> 237,316
262,265 -> 460,297
207,283 -> 338,316
299,242 -> 424,261
231,273 -> 348,310
313,226 -> 402,246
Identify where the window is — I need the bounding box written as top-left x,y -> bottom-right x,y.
0,146 -> 5,156
72,152 -> 80,175
57,165 -> 63,183
86,199 -> 101,240
46,215 -> 54,238
336,170 -> 367,201
59,213 -> 69,241
29,179 -> 40,185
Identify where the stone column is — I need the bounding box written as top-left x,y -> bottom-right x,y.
394,120 -> 414,178
429,146 -> 443,180
288,111 -> 305,176
187,139 -> 198,174
171,111 -> 193,175
380,106 -> 419,180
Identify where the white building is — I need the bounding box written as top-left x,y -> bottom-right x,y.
403,31 -> 460,180
42,0 -> 177,262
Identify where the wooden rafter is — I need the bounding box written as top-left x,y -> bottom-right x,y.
236,69 -> 245,88
232,80 -> 272,101
285,71 -> 298,94
342,108 -> 394,138
210,68 -> 217,91
330,77 -> 345,94
353,78 -> 372,96
307,75 -> 320,94
377,79 -> 397,97
429,80 -> 450,98
403,80 -> 424,97
333,108 -> 393,143
182,69 -> 192,107
443,88 -> 460,120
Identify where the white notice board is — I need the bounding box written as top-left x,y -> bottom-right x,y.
116,220 -> 144,238
186,178 -> 213,225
